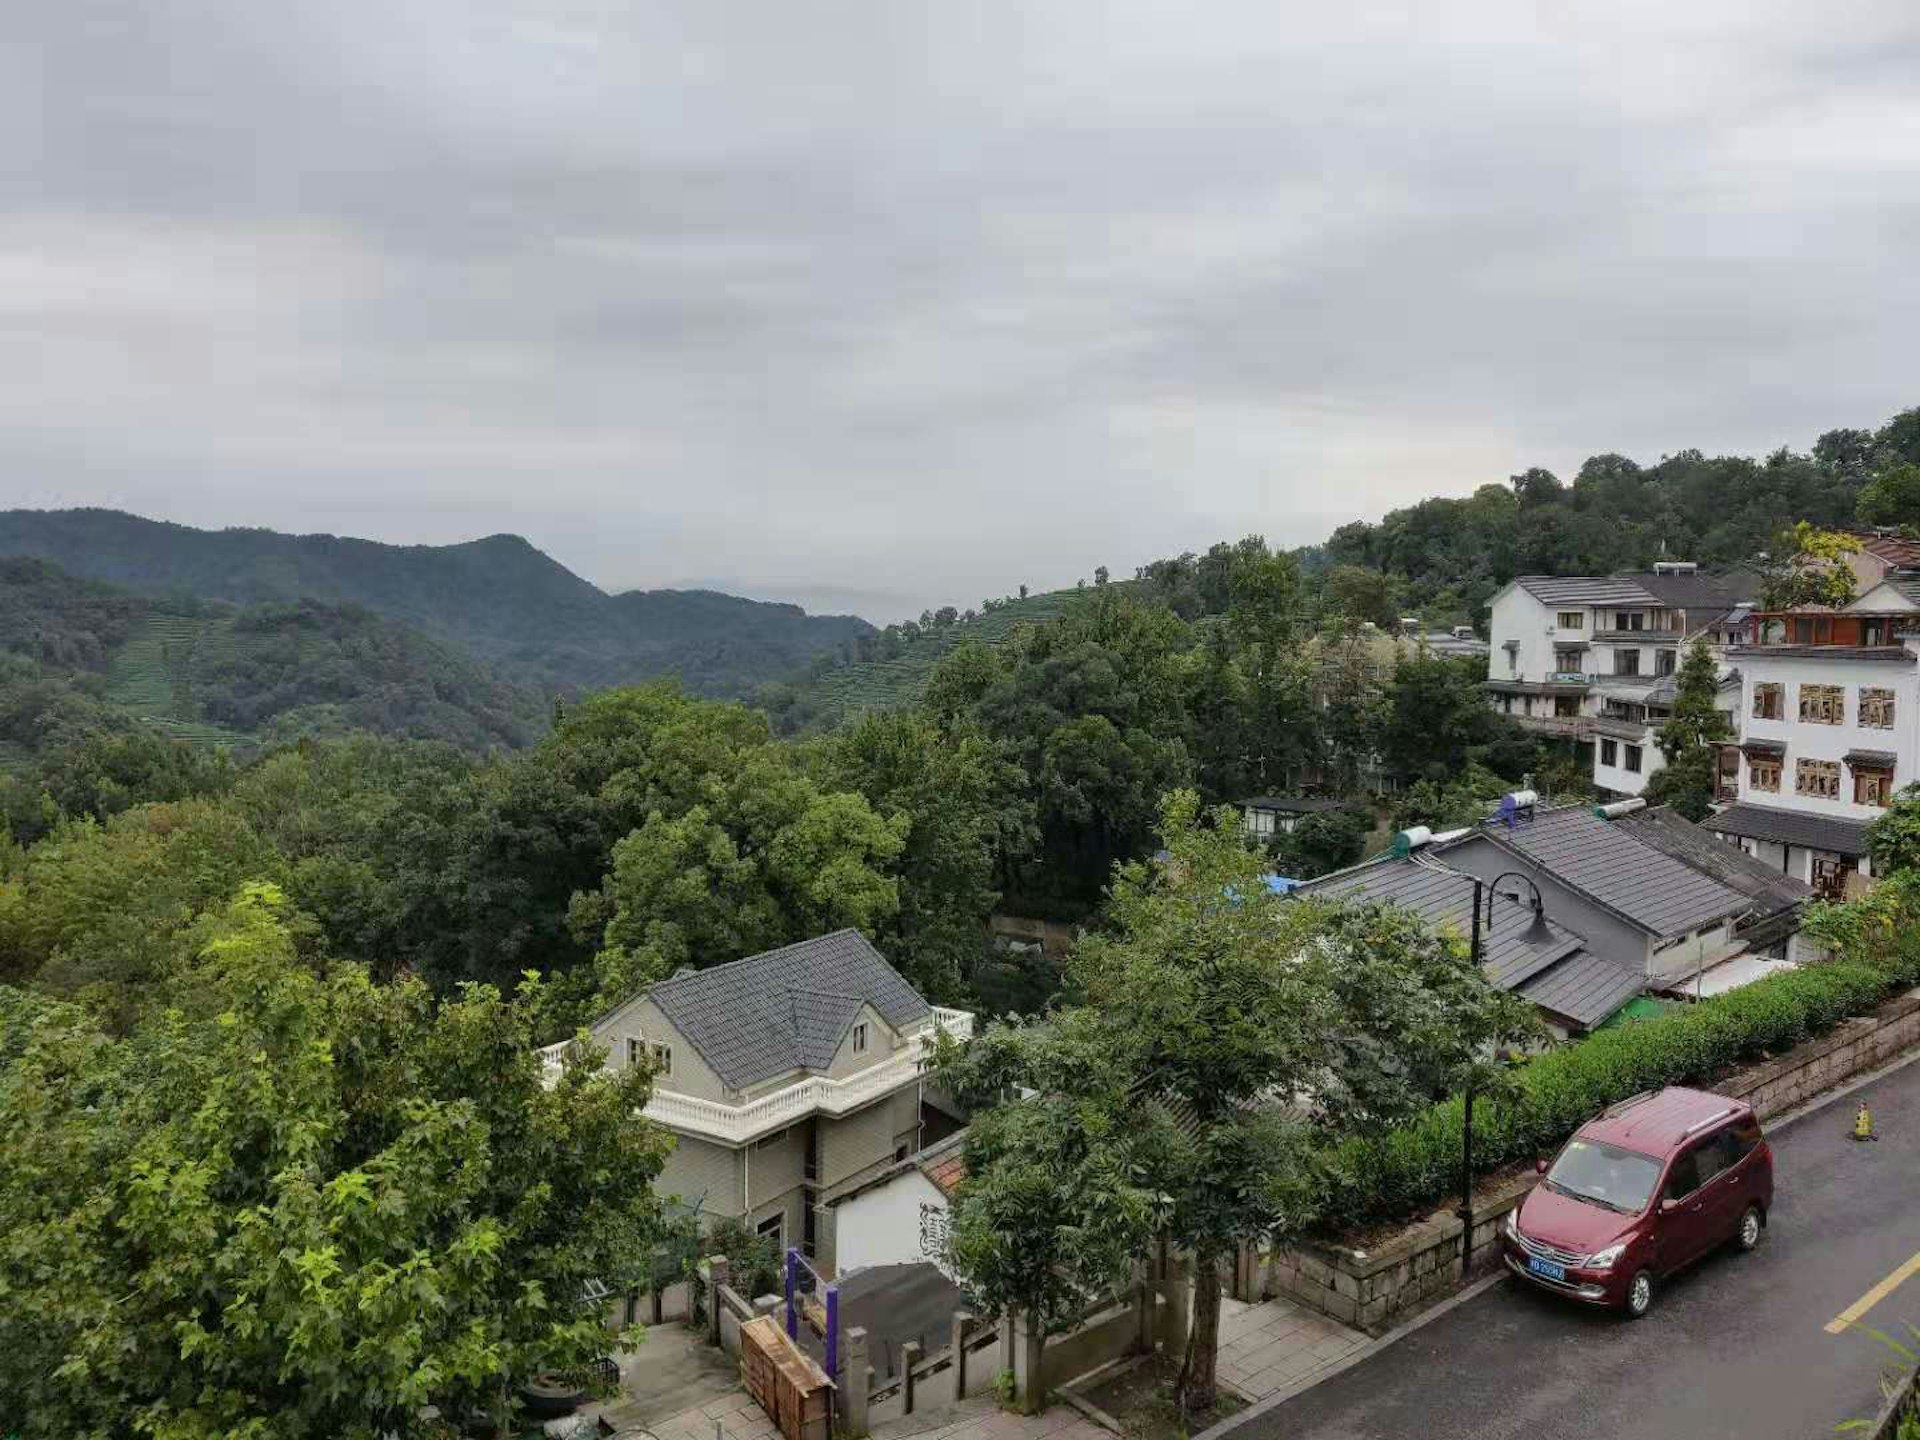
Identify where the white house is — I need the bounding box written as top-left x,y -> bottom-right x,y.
824,1131 -> 965,1281
1704,609 -> 1917,898
542,930 -> 972,1276
1481,565 -> 1753,797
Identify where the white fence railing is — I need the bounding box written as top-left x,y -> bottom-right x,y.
541,1008 -> 973,1145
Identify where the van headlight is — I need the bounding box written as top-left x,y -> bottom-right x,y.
1586,1242 -> 1627,1270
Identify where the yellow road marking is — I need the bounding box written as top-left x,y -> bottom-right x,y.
1825,1251 -> 1920,1335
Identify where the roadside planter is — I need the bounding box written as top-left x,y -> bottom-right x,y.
1245,991 -> 1920,1335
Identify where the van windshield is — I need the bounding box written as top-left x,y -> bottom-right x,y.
1543,1138 -> 1663,1215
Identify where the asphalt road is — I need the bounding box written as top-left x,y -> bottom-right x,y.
1234,1056 -> 1920,1440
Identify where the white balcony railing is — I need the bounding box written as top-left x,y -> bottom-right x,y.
540,1006 -> 974,1146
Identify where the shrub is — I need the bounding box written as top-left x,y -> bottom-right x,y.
1331,953 -> 1907,1227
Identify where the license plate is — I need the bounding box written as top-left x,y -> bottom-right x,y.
1527,1256 -> 1567,1282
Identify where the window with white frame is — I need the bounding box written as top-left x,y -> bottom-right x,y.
1557,611 -> 1584,630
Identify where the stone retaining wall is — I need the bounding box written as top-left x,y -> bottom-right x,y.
1253,991 -> 1920,1336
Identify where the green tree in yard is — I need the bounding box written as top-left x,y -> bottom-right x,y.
1757,522 -> 1859,611
1866,785 -> 1920,876
0,883 -> 670,1439
934,1023 -> 1154,1413
1644,638 -> 1733,820
941,793 -> 1535,1416
1270,805 -> 1372,879
1379,654 -> 1501,781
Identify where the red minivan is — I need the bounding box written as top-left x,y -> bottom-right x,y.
1503,1086 -> 1773,1319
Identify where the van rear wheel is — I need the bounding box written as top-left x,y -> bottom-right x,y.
1736,1205 -> 1763,1252
1623,1270 -> 1654,1319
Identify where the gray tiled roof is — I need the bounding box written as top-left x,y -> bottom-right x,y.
1242,795 -> 1346,814
1297,853 -> 1644,1029
1298,854 -> 1583,991
1611,805 -> 1810,918
1843,749 -> 1898,769
1702,803 -> 1873,858
1514,576 -> 1661,606
1456,805 -> 1749,938
1515,949 -> 1647,1028
647,930 -> 932,1090
1631,569 -> 1759,611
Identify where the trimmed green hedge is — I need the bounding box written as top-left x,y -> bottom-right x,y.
1333,949 -> 1918,1227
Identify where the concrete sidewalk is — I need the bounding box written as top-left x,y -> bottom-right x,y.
1215,1295 -> 1368,1401
586,1323 -> 746,1436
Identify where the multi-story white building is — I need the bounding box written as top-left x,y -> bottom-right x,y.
1482,565 -> 1751,796
1704,608 -> 1917,898
543,930 -> 972,1276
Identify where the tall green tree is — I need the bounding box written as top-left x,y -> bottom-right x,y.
1757,522 -> 1859,611
808,709 -> 1035,1003
0,883 -> 670,1439
934,1023 -> 1152,1412
1644,638 -> 1732,819
943,794 -> 1536,1415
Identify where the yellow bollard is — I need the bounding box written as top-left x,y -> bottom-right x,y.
1853,1102 -> 1879,1142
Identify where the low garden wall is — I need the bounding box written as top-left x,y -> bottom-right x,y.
1252,989 -> 1920,1335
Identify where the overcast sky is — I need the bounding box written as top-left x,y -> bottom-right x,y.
9,2 -> 1920,621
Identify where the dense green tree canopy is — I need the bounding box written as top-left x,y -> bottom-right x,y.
0,883 -> 670,1439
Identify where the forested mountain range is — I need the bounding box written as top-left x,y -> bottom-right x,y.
0,509 -> 873,697
0,557 -> 548,762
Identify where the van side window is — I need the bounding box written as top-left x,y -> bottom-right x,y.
1693,1132 -> 1738,1186
1728,1117 -> 1762,1160
1664,1148 -> 1701,1200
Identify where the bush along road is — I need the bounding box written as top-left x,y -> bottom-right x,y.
1220,1055 -> 1920,1440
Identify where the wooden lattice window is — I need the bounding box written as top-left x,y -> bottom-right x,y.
1795,759 -> 1841,798
1855,768 -> 1894,807
1860,688 -> 1896,729
1748,757 -> 1780,793
1752,683 -> 1782,720
1798,685 -> 1844,725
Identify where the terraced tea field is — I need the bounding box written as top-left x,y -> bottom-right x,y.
803,587 -> 1080,716
103,611 -> 249,751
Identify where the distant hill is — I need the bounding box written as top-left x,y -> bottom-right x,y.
768,586 -> 1086,730
0,509 -> 873,698
0,557 -> 547,759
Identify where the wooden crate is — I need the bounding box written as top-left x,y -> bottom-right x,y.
738,1315 -> 834,1440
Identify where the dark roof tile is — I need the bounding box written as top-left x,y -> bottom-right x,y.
1450,805 -> 1748,938
647,930 -> 931,1090
1701,803 -> 1873,858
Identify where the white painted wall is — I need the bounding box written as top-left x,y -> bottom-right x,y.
830,1168 -> 953,1280
1733,652 -> 1918,825
1487,585 -> 1559,687
1593,731 -> 1663,797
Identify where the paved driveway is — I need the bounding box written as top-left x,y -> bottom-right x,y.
1226,1055 -> 1920,1440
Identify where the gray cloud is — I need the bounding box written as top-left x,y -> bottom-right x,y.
8,0 -> 1920,620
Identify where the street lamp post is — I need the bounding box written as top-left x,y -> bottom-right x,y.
1460,871 -> 1550,1274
